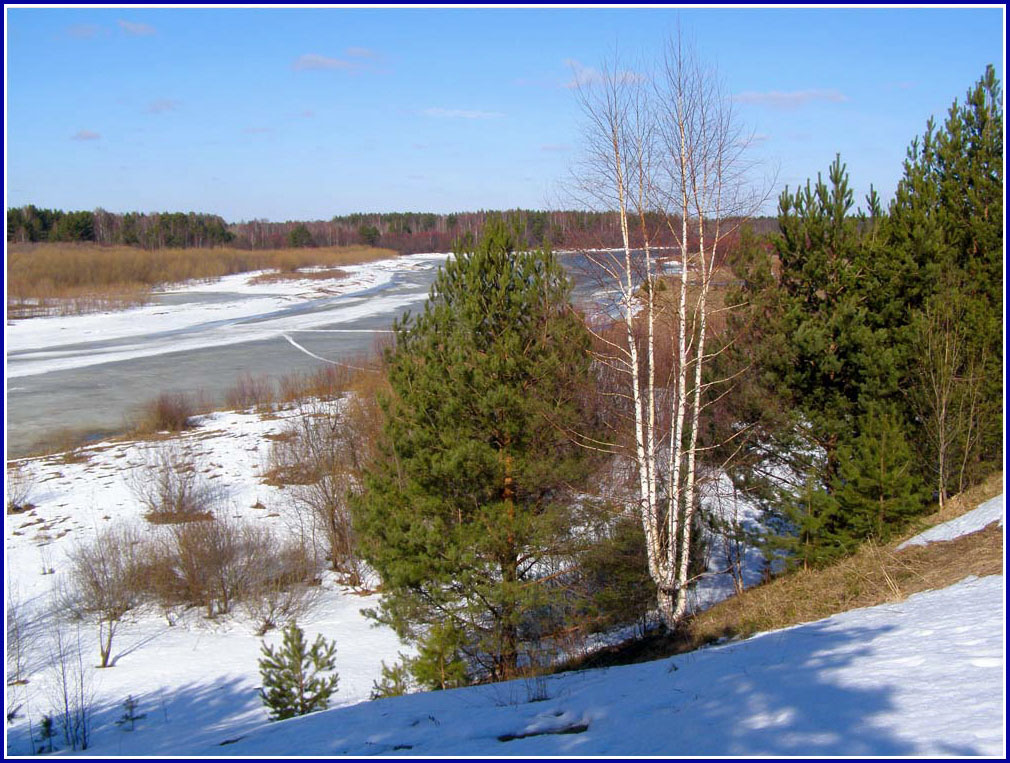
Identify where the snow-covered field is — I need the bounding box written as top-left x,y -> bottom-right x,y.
4,400 -> 1004,756
4,406 -> 407,756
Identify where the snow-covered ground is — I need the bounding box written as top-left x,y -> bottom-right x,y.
5,404 -> 1003,756
94,575 -> 1007,756
4,406 -> 407,756
898,493 -> 1005,550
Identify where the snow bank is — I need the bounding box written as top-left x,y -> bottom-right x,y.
898,493 -> 1005,550
181,575 -> 1005,756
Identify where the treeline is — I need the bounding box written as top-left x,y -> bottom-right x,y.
6,207 -> 234,248
722,65 -> 1003,567
6,204 -> 778,254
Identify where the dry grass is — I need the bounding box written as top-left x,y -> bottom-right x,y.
6,243 -> 394,318
247,268 -> 347,285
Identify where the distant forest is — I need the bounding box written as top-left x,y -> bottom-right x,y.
6,205 -> 779,254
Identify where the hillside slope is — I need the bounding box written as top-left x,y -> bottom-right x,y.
189,573 -> 1005,756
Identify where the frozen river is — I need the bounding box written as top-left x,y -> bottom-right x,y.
5,251 -> 617,457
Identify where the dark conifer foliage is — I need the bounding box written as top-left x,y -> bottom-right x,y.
352,218 -> 595,682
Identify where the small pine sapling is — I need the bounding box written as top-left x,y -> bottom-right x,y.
370,655 -> 413,700
115,695 -> 146,731
258,622 -> 338,721
38,715 -> 56,754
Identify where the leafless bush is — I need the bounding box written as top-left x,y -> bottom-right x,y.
241,536 -> 322,635
137,515 -> 322,624
165,514 -> 259,617
137,391 -> 197,433
63,524 -> 145,668
128,443 -> 222,523
6,461 -> 35,514
46,626 -> 94,750
271,398 -> 375,584
225,373 -> 276,412
7,582 -> 28,695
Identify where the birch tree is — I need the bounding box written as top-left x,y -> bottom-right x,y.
570,36 -> 762,629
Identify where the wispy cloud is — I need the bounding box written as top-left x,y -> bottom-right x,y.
243,127 -> 272,135
562,59 -> 643,90
733,88 -> 849,109
71,129 -> 101,141
146,99 -> 179,114
541,144 -> 569,153
293,53 -> 356,71
345,47 -> 378,59
421,107 -> 504,120
299,109 -> 316,119
293,49 -> 382,72
118,20 -> 156,37
67,24 -> 103,40
564,59 -> 599,89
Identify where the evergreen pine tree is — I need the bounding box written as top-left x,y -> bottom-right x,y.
352,218 -> 594,683
834,407 -> 927,542
258,622 -> 338,721
410,622 -> 468,691
887,66 -> 1003,487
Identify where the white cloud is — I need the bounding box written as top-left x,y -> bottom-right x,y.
733,89 -> 849,109
117,20 -> 156,37
293,54 -> 356,71
345,47 -> 377,59
421,107 -> 504,120
71,129 -> 101,141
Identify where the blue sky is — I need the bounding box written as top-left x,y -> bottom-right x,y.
4,6 -> 1004,222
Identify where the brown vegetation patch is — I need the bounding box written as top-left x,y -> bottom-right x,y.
247,268 -> 347,285
133,391 -> 206,434
7,243 -> 393,318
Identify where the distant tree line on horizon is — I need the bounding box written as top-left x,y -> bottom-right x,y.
6,205 -> 779,254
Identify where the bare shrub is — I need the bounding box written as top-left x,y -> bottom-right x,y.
137,514 -> 322,623
128,443 -> 222,523
6,461 -> 35,514
166,515 -> 256,617
63,525 -> 145,668
241,536 -> 322,635
225,373 -> 276,412
136,392 -> 197,433
272,397 -> 376,584
6,587 -> 26,688
46,626 -> 94,751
